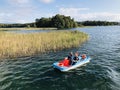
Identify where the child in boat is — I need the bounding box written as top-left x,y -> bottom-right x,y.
60,52 -> 74,66
68,52 -> 73,60
81,54 -> 86,59
76,51 -> 82,60
67,52 -> 74,64
72,52 -> 79,65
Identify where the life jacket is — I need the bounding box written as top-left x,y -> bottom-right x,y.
59,59 -> 70,66
82,54 -> 86,59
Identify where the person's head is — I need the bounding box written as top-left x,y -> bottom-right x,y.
76,51 -> 79,55
69,52 -> 73,56
75,52 -> 79,57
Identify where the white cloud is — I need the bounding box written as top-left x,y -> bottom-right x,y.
0,10 -> 35,23
4,0 -> 36,23
76,12 -> 120,21
59,7 -> 89,16
39,0 -> 54,4
0,12 -> 14,23
59,7 -> 120,22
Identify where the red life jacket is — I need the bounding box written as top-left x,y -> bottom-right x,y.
59,59 -> 70,66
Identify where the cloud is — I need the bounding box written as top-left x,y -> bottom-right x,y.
4,0 -> 36,23
0,8 -> 35,23
76,12 -> 120,21
59,7 -> 89,16
0,12 -> 14,23
59,7 -> 120,21
39,0 -> 54,4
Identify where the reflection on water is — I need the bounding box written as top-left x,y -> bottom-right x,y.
0,26 -> 120,90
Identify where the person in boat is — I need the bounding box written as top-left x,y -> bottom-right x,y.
72,52 -> 79,65
76,51 -> 82,60
81,54 -> 86,60
60,52 -> 73,66
68,52 -> 73,60
67,52 -> 74,65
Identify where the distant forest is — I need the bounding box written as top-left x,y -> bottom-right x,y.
0,14 -> 119,29
77,21 -> 119,26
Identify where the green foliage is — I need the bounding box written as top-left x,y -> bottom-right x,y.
77,21 -> 119,26
0,23 -> 26,28
51,14 -> 65,29
36,18 -> 51,27
36,14 -> 78,29
0,23 -> 37,28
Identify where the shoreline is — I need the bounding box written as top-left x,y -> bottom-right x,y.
0,27 -> 57,31
0,26 -> 94,31
0,25 -> 118,31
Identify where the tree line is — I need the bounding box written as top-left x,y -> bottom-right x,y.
0,14 -> 120,28
0,23 -> 36,28
0,14 -> 78,29
77,21 -> 119,26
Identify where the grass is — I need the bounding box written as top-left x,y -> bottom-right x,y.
0,30 -> 88,59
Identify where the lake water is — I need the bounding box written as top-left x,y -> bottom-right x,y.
3,29 -> 51,34
0,26 -> 120,90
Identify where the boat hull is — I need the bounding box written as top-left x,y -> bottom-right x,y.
53,57 -> 91,72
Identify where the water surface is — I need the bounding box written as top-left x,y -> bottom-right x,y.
4,29 -> 51,34
0,26 -> 120,90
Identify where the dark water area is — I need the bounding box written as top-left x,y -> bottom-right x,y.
0,26 -> 120,90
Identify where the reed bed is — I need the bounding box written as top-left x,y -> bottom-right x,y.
0,30 -> 88,59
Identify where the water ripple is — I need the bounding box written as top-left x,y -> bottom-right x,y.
0,26 -> 120,90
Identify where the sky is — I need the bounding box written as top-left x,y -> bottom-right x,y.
0,0 -> 120,23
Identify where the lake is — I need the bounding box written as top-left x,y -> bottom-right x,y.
2,29 -> 51,34
0,26 -> 120,90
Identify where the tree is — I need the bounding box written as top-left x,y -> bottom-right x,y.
35,14 -> 78,29
51,14 -> 78,29
36,17 -> 51,27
